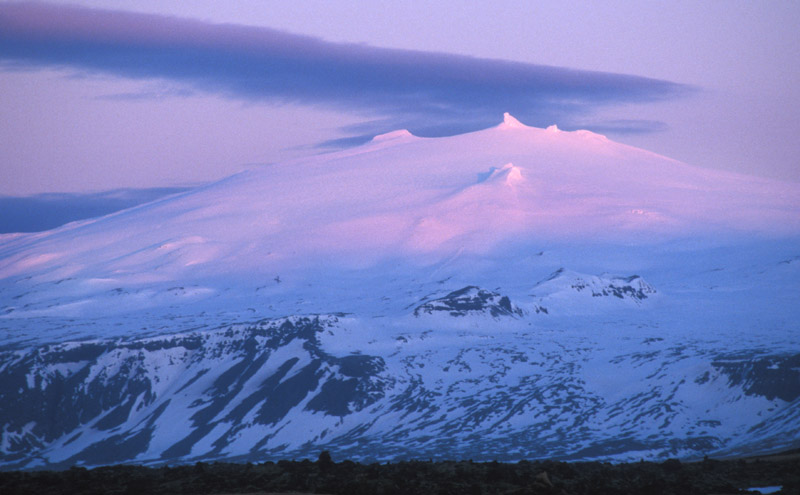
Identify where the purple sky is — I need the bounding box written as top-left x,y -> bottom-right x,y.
1,1 -> 798,201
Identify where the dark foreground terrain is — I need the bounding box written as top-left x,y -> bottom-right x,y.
1,451 -> 798,495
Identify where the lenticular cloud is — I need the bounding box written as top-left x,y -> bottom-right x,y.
0,3 -> 690,134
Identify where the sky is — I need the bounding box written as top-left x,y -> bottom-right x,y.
1,1 -> 799,231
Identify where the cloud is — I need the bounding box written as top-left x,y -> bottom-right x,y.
0,3 -> 692,137
0,187 -> 192,233
314,135 -> 375,150
95,87 -> 195,101
577,119 -> 671,135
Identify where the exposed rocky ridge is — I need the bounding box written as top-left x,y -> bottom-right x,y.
413,286 -> 524,317
1,313 -> 798,469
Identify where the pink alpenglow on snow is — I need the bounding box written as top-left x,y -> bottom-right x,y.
0,115 -> 798,285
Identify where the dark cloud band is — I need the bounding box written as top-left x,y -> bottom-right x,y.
0,3 -> 691,136
0,188 -> 192,233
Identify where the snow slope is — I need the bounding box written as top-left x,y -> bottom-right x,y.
0,114 -> 798,468
1,113 -> 797,287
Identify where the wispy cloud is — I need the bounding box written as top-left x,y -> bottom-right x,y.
0,3 -> 692,137
579,119 -> 671,135
95,87 -> 195,101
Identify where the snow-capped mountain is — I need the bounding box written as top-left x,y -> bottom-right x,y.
0,114 -> 798,468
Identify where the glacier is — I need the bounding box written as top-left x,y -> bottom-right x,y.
0,114 -> 798,468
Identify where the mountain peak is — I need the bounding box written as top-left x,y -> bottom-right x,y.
481,162 -> 524,186
500,112 -> 526,128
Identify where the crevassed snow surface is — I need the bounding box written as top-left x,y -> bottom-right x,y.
0,114 -> 798,468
